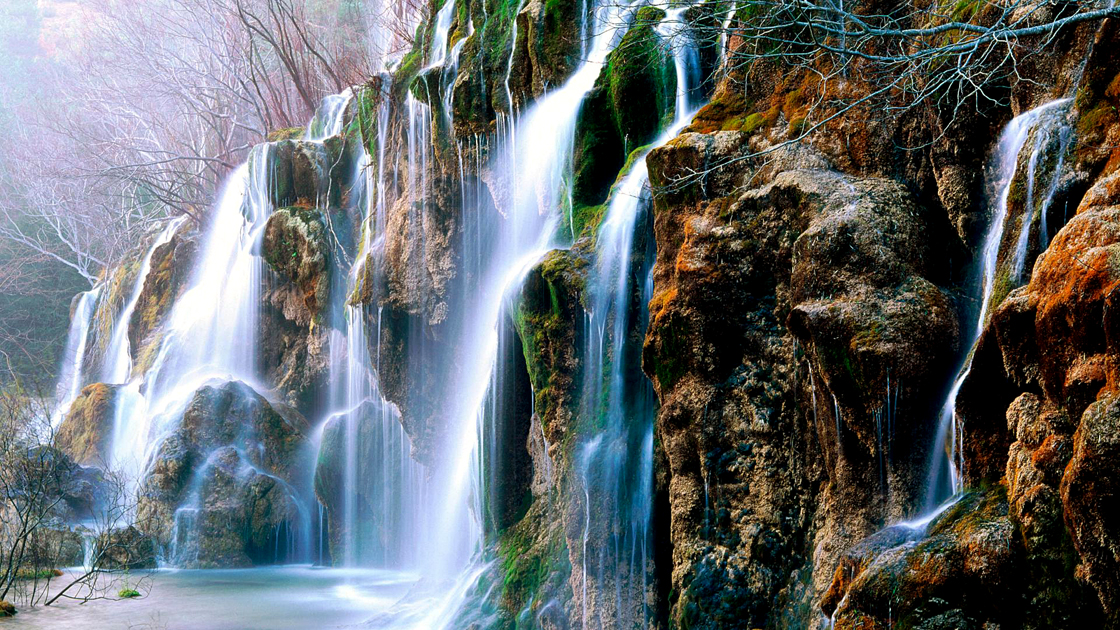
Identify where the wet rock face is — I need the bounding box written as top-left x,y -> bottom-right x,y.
644,133 -> 821,628
262,207 -> 330,323
449,0 -> 583,135
1063,395 -> 1120,623
136,380 -> 310,568
949,202 -> 1120,623
128,220 -> 199,373
56,382 -> 120,467
573,7 -> 676,208
643,119 -> 963,625
267,139 -> 351,209
824,490 -> 1020,629
782,170 -> 960,523
313,399 -> 411,565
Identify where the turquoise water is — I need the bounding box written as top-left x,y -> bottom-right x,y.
4,567 -> 420,629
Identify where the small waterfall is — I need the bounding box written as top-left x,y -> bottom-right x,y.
101,137 -> 290,558
313,76 -> 426,570
52,285 -> 102,427
101,216 -> 188,385
576,7 -> 702,625
415,0 -> 645,588
426,0 -> 457,69
1010,106 -> 1073,281
306,90 -> 354,142
922,98 -> 1072,515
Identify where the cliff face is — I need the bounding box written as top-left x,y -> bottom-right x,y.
50,0 -> 1120,626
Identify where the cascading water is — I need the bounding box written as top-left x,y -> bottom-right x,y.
921,98 -> 1073,516
101,216 -> 188,386
102,138 -> 304,563
426,0 -> 457,69
575,8 -> 701,626
307,90 -> 355,142
315,78 -> 426,570
424,0 -> 645,575
52,285 -> 102,427
1011,106 -> 1074,281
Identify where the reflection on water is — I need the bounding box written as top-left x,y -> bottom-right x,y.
7,567 -> 421,630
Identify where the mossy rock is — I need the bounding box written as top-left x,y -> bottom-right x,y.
0,600 -> 15,617
267,127 -> 304,142
261,207 -> 330,322
129,219 -> 198,371
513,248 -> 589,437
496,499 -> 571,617
56,382 -> 120,466
572,7 -> 676,208
119,588 -> 141,598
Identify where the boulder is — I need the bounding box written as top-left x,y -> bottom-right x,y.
1061,395 -> 1120,623
261,207 -> 330,323
573,6 -> 676,208
136,380 -> 311,567
313,398 -> 419,566
56,382 -> 120,467
97,526 -> 157,570
824,490 -> 1019,629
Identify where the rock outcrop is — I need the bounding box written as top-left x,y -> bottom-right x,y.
136,380 -> 311,568
56,382 -> 119,467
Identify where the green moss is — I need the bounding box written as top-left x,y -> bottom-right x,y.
741,112 -> 767,133
572,8 -> 675,207
513,250 -> 588,430
14,568 -> 62,580
989,264 -> 1015,315
949,0 -> 986,22
788,117 -> 808,138
653,315 -> 690,391
118,588 -> 141,598
1078,104 -> 1116,138
266,127 -> 304,142
496,509 -> 570,616
570,203 -> 606,239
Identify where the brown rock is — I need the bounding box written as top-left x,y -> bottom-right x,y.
1061,395 -> 1120,622
56,383 -> 120,467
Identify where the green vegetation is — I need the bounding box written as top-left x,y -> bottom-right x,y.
496,506 -> 570,617
14,568 -> 62,580
989,264 -> 1015,315
572,7 -> 675,208
266,127 -> 304,142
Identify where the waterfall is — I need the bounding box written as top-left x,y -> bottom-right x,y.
316,79 -> 426,569
52,285 -> 102,427
921,98 -> 1072,516
426,0 -> 457,69
1010,106 -> 1073,281
101,216 -> 188,385
576,7 -> 702,625
307,90 -> 355,142
100,139 -> 286,554
410,0 -> 647,590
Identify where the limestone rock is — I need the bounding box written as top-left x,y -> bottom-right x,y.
136,380 -> 311,568
56,382 -> 120,467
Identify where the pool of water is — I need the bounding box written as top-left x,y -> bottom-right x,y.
3,566 -> 422,629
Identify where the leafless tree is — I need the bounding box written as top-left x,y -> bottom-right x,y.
0,0 -> 401,287
648,0 -> 1120,185
0,389 -> 71,602
0,384 -> 154,610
